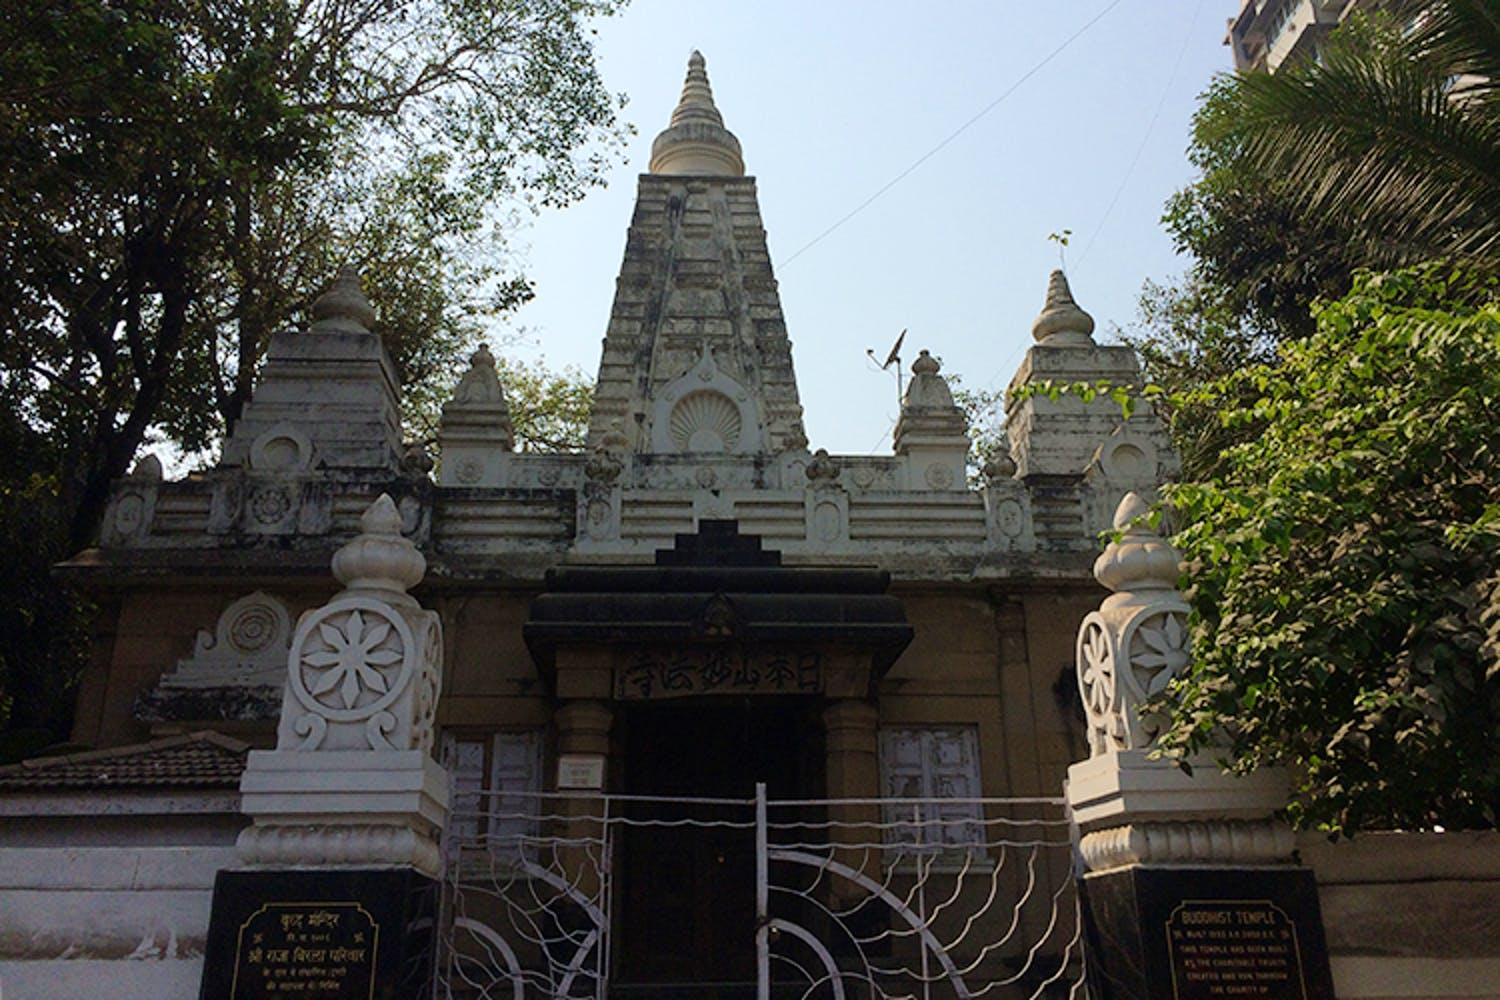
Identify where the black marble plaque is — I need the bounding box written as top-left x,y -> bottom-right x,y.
1079,866 -> 1335,1000
199,867 -> 436,1000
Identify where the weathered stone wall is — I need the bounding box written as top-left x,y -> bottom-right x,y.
1300,831 -> 1500,999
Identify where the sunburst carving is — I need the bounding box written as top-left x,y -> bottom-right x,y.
669,391 -> 742,453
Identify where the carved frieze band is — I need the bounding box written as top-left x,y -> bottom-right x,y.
1079,820 -> 1295,873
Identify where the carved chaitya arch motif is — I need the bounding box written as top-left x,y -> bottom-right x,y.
174,591 -> 294,688
649,344 -> 763,454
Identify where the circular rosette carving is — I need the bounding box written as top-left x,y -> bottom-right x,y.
1114,604 -> 1191,747
289,598 -> 416,724
1076,612 -> 1125,756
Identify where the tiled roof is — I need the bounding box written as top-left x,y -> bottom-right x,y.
0,731 -> 249,791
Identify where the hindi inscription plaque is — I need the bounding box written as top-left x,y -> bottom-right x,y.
200,868 -> 435,1000
231,902 -> 377,997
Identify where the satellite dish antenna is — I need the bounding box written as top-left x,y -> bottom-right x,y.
865,329 -> 907,410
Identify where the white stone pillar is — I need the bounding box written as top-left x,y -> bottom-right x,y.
1066,492 -> 1293,871
236,494 -> 448,878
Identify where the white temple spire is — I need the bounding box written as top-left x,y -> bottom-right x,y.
649,50 -> 745,176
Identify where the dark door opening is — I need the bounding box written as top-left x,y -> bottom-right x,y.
614,698 -> 823,995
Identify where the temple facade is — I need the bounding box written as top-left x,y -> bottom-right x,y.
0,53 -> 1181,997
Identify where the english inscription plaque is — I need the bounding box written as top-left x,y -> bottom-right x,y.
1167,900 -> 1303,998
200,868 -> 436,1000
1078,867 -> 1334,1000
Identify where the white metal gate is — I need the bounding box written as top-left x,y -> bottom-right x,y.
432,786 -> 1084,998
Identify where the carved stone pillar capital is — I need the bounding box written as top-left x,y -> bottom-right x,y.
236,494 -> 448,878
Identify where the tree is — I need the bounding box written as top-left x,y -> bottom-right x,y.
1221,0 -> 1500,272
0,0 -> 627,552
1120,3 -> 1500,464
496,357 -> 595,453
0,0 -> 625,750
1156,266 -> 1500,833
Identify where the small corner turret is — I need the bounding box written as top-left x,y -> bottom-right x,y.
1004,270 -> 1176,495
219,266 -> 405,477
437,344 -> 514,486
893,349 -> 970,491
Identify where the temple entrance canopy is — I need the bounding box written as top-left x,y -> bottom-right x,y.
523,520 -> 911,991
523,518 -> 913,786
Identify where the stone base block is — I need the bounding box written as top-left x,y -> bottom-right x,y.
1079,865 -> 1335,999
199,866 -> 436,1000
1067,751 -> 1289,832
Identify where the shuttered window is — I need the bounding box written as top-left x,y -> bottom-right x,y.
441,730 -> 544,855
878,726 -> 984,851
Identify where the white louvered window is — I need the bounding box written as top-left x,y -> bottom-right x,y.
441,734 -> 488,843
879,726 -> 984,853
441,730 -> 544,856
489,730 -> 544,855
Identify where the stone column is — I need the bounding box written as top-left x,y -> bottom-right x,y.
1067,494 -> 1334,998
555,699 -> 613,895
824,698 -> 880,904
199,495 -> 447,997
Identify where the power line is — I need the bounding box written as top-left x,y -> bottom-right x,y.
780,0 -> 1127,269
1076,0 -> 1206,268
974,0 -> 1205,399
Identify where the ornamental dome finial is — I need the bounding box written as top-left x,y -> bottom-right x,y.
310,266 -> 377,334
649,50 -> 745,176
1093,492 -> 1180,595
1031,269 -> 1095,345
331,494 -> 426,595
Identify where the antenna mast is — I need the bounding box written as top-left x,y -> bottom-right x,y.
865,329 -> 907,413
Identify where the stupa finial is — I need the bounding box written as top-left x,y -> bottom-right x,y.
310,265 -> 376,334
650,50 -> 745,176
1031,269 -> 1096,346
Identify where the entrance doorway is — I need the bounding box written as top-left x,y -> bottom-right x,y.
613,699 -> 823,995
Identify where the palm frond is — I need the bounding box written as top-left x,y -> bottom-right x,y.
1214,9 -> 1500,269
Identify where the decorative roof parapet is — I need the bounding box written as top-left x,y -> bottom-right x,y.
649,51 -> 746,176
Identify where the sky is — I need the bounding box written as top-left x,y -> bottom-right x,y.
500,0 -> 1234,455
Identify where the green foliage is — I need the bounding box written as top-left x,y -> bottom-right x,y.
1220,4 -> 1500,270
1115,277 -> 1278,479
1139,4 -> 1500,419
494,357 -> 594,453
0,0 -> 627,748
949,380 -> 1005,484
1156,266 -> 1500,833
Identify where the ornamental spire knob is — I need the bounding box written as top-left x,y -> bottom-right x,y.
649,50 -> 745,176
1031,269 -> 1096,345
310,266 -> 376,334
330,494 -> 426,596
1093,492 -> 1181,596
